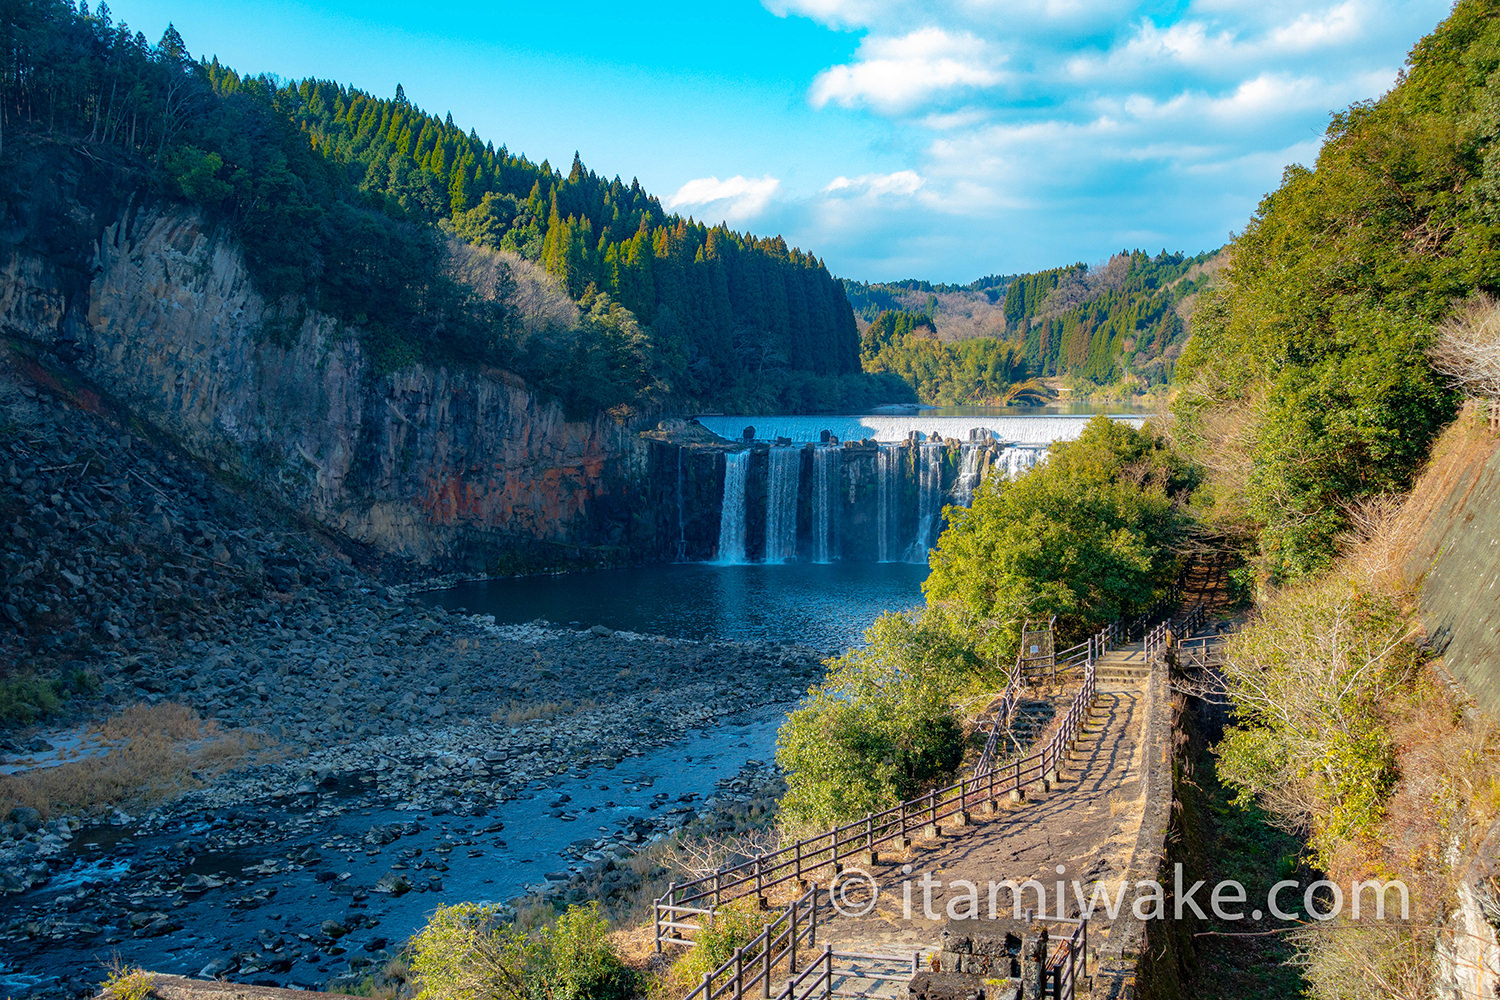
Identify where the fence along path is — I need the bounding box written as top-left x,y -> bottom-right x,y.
657,603 -> 1207,1000
654,617 -> 1123,953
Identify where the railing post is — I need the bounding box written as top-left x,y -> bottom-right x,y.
794,839 -> 802,883
789,900 -> 798,974
735,946 -> 745,997
654,897 -> 662,953
701,972 -> 713,1000
715,867 -> 723,908
755,856 -> 764,903
764,926 -> 773,999
810,890 -> 818,947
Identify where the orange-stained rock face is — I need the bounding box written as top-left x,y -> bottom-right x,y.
0,203 -> 664,573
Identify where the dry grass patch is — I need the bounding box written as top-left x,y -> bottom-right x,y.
0,702 -> 267,818
491,699 -> 599,727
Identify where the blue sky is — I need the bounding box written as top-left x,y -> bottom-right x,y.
105,0 -> 1452,283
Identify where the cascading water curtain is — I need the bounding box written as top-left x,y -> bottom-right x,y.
675,447 -> 686,561
764,446 -> 799,563
716,451 -> 749,563
876,445 -> 893,563
812,447 -> 839,563
955,444 -> 982,505
999,445 -> 1045,480
906,440 -> 942,562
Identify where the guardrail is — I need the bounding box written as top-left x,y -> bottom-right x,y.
973,619 -> 1118,778
658,627 -> 1109,952
1045,916 -> 1088,1000
772,945 -> 922,1000
680,888 -> 818,1000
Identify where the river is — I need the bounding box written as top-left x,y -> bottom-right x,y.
423,562 -> 930,651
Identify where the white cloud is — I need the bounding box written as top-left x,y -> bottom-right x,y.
753,0 -> 1453,279
919,108 -> 991,130
665,175 -> 781,224
1268,1 -> 1362,52
809,28 -> 1004,112
824,170 -> 926,197
762,0 -> 895,29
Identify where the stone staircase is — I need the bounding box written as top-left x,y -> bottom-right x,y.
1093,641 -> 1151,685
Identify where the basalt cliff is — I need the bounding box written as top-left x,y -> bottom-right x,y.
0,150 -> 668,575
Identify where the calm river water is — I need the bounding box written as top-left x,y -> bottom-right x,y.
423,562 -> 931,651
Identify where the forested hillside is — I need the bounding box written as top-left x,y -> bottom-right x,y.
1172,0 -> 1500,580
0,0 -> 884,415
849,250 -> 1216,403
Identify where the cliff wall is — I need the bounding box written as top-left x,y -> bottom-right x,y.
0,154 -> 663,574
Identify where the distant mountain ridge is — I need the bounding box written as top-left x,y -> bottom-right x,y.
844,249 -> 1222,396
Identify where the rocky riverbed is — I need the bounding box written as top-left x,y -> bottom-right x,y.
0,349 -> 826,996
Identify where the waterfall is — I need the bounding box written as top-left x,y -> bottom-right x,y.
954,444 -> 982,506
674,447 -> 687,562
876,445 -> 895,563
764,446 -> 800,563
812,447 -> 839,563
716,451 -> 749,564
905,440 -> 943,563
997,445 -> 1045,480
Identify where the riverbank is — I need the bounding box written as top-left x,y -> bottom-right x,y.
0,352 -> 830,998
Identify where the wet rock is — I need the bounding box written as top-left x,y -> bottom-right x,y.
373,872 -> 412,896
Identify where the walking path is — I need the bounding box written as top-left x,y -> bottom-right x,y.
817,644 -> 1154,958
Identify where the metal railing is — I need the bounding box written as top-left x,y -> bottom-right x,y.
658,625 -> 1110,952
973,619 -> 1117,778
681,888 -> 818,1000
770,945 -> 922,1000
1044,916 -> 1089,1000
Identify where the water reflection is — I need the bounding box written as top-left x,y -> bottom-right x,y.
422,562 -> 930,650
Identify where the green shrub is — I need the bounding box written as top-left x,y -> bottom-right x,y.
100,964 -> 156,1000
665,898 -> 766,995
925,415 -> 1191,656
527,902 -> 637,1000
1214,574 -> 1419,865
776,607 -> 971,830
410,901 -> 635,1000
0,676 -> 64,725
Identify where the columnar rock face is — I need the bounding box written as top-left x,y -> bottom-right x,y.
0,197 -> 664,573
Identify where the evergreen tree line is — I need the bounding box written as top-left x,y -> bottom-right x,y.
843,251 -> 1213,399
1022,251 -> 1210,384
0,0 -> 873,414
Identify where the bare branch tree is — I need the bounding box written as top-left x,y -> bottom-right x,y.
1431,293 -> 1500,401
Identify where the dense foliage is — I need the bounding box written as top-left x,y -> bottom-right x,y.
775,607 -> 976,829
1214,575 -> 1418,866
845,251 -> 1213,401
859,310 -> 1048,405
0,0 -> 875,413
925,416 -> 1192,655
1021,250 -> 1210,384
1168,2 -> 1500,579
410,902 -> 637,1000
